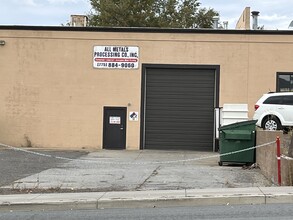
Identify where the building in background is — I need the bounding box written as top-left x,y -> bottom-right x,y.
236,7 -> 251,30
70,15 -> 88,27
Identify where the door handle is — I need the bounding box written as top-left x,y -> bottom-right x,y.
120,127 -> 124,130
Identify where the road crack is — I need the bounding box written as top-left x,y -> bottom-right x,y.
135,165 -> 161,190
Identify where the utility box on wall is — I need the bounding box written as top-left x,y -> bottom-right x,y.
221,104 -> 249,126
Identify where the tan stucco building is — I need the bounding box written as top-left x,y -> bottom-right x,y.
0,26 -> 293,151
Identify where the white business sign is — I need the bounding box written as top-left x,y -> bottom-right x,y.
93,46 -> 139,69
109,116 -> 121,124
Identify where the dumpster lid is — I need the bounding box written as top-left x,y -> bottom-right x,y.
219,120 -> 257,131
223,130 -> 252,135
222,130 -> 253,140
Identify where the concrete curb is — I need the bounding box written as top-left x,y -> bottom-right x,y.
1,187 -> 293,211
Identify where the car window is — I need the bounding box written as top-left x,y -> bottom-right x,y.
283,96 -> 293,105
263,96 -> 283,104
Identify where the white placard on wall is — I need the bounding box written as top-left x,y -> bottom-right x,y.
129,112 -> 139,121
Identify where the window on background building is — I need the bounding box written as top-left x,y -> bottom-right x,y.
277,72 -> 293,92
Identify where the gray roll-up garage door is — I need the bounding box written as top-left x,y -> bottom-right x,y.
143,67 -> 216,151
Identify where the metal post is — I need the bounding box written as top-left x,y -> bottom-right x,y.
276,136 -> 281,186
251,11 -> 260,30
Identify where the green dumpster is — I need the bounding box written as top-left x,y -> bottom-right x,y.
218,120 -> 257,166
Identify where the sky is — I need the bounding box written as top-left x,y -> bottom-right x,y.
0,0 -> 293,30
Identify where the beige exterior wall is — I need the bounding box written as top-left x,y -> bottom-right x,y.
1,28 -> 293,149
236,7 -> 251,30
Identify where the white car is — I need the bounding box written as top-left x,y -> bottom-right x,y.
253,92 -> 293,130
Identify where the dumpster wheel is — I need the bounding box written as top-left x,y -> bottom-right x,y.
218,161 -> 223,166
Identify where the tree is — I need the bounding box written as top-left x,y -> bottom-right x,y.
88,0 -> 219,28
196,8 -> 218,28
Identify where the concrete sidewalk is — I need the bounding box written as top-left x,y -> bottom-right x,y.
1,187 -> 293,211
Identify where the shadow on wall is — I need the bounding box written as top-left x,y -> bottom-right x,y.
256,130 -> 293,186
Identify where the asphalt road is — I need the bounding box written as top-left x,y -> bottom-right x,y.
1,204 -> 293,220
0,147 -> 87,188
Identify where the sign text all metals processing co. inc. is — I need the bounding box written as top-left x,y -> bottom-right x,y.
93,46 -> 139,69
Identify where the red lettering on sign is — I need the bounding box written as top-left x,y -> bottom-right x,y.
94,58 -> 138,62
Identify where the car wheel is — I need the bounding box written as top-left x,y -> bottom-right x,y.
263,117 -> 282,130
